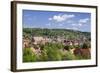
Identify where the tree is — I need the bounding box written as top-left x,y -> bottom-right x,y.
64,45 -> 73,51
82,43 -> 89,49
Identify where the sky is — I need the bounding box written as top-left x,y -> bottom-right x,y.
22,10 -> 91,32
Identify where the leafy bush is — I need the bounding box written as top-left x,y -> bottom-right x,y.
64,45 -> 73,51
82,43 -> 89,49
42,43 -> 62,61
23,48 -> 37,62
62,51 -> 75,60
47,47 -> 62,61
75,55 -> 84,60
74,45 -> 80,49
75,53 -> 91,60
55,43 -> 64,49
38,49 -> 48,61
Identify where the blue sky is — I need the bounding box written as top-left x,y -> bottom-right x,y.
23,10 -> 91,32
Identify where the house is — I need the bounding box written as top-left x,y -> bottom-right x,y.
63,40 -> 73,46
32,36 -> 51,45
23,38 -> 30,48
71,40 -> 80,46
32,36 -> 44,44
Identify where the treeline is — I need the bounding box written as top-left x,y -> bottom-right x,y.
23,28 -> 91,40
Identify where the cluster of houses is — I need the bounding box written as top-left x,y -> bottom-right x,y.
23,36 -> 91,59
23,36 -> 88,49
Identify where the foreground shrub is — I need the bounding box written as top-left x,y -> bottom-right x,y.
64,45 -> 73,51
23,42 -> 91,62
23,48 -> 37,62
62,51 -> 75,60
38,49 -> 48,61
43,44 -> 62,61
82,43 -> 89,49
74,48 -> 91,60
74,45 -> 81,49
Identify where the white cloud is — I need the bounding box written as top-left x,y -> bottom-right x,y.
59,24 -> 63,26
71,23 -> 82,27
66,27 -> 72,30
48,18 -> 52,20
66,27 -> 78,30
72,23 -> 77,26
66,20 -> 74,23
78,23 -> 82,26
72,27 -> 78,30
79,18 -> 89,23
46,23 -> 51,26
49,14 -> 75,22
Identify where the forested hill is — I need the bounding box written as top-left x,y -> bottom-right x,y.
23,28 -> 91,40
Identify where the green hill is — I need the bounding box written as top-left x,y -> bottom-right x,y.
23,28 -> 90,41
